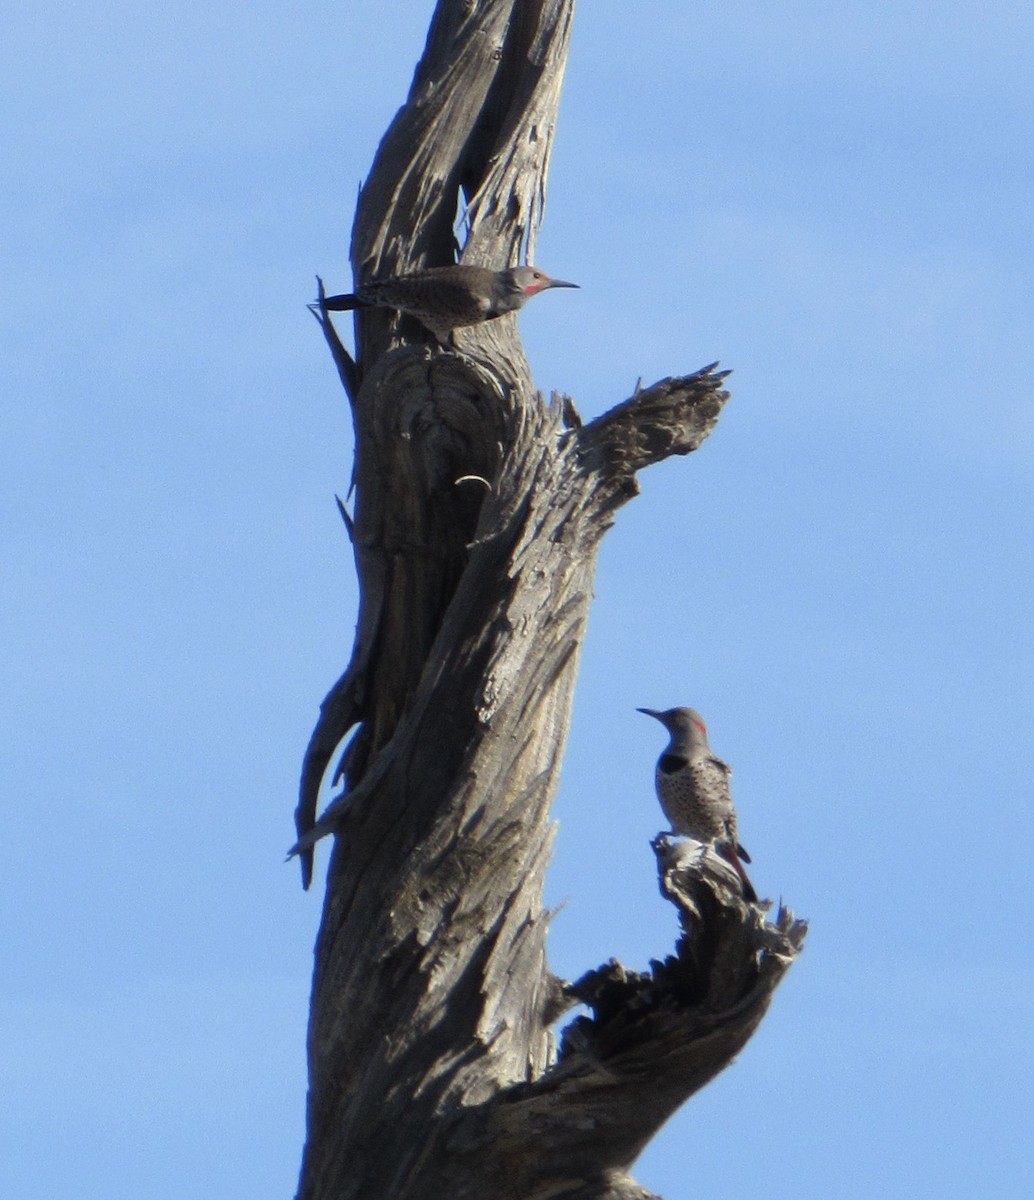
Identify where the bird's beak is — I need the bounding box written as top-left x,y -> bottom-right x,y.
546,278 -> 579,289
637,707 -> 663,721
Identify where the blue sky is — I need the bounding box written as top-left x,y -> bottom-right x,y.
3,3 -> 1032,1197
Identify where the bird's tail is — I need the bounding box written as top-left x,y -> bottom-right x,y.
321,292 -> 364,311
718,841 -> 758,903
733,856 -> 758,904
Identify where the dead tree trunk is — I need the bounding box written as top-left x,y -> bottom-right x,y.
293,3 -> 806,1198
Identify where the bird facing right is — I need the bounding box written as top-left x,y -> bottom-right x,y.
638,706 -> 758,903
319,264 -> 578,343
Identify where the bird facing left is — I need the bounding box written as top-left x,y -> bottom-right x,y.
638,706 -> 758,903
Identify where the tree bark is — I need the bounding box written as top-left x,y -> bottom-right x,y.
294,3 -> 806,1198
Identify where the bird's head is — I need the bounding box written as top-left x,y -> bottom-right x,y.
505,266 -> 580,299
637,706 -> 710,752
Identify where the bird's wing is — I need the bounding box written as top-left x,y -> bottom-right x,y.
707,754 -> 732,778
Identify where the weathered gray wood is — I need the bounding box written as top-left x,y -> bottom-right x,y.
294,3 -> 806,1198
451,843 -> 808,1199
296,0 -> 574,884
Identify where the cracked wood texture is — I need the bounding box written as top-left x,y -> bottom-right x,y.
294,3 -> 806,1199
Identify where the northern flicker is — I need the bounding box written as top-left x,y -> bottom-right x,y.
319,264 -> 578,342
638,706 -> 758,903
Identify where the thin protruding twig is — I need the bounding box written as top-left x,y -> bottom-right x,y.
311,275 -> 361,405
334,494 -> 355,543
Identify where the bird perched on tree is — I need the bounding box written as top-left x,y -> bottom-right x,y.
319,264 -> 578,343
638,706 -> 758,903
